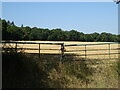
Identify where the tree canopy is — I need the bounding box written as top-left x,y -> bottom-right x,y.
1,19 -> 118,42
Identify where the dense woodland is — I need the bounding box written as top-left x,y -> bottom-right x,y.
1,19 -> 119,42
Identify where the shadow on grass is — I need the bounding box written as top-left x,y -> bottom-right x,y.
3,44 -> 117,88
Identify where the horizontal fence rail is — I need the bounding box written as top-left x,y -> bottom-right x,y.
65,42 -> 119,46
65,53 -> 119,56
2,41 -> 64,45
66,48 -> 120,52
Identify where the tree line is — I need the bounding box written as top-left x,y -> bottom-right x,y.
1,19 -> 119,42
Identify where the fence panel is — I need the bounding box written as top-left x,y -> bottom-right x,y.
2,41 -> 64,61
2,41 -> 120,61
64,42 -> 119,60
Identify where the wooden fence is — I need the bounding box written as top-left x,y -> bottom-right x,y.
2,41 -> 120,61
64,42 -> 120,60
2,41 -> 65,61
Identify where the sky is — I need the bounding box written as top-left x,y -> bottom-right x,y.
2,2 -> 118,34
1,0 -> 114,2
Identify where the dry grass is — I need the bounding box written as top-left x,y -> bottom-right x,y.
3,41 -> 119,59
2,41 -> 119,88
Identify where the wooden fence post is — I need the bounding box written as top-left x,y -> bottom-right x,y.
85,45 -> 87,59
60,43 -> 65,61
39,44 -> 40,58
108,44 -> 110,59
15,42 -> 17,53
